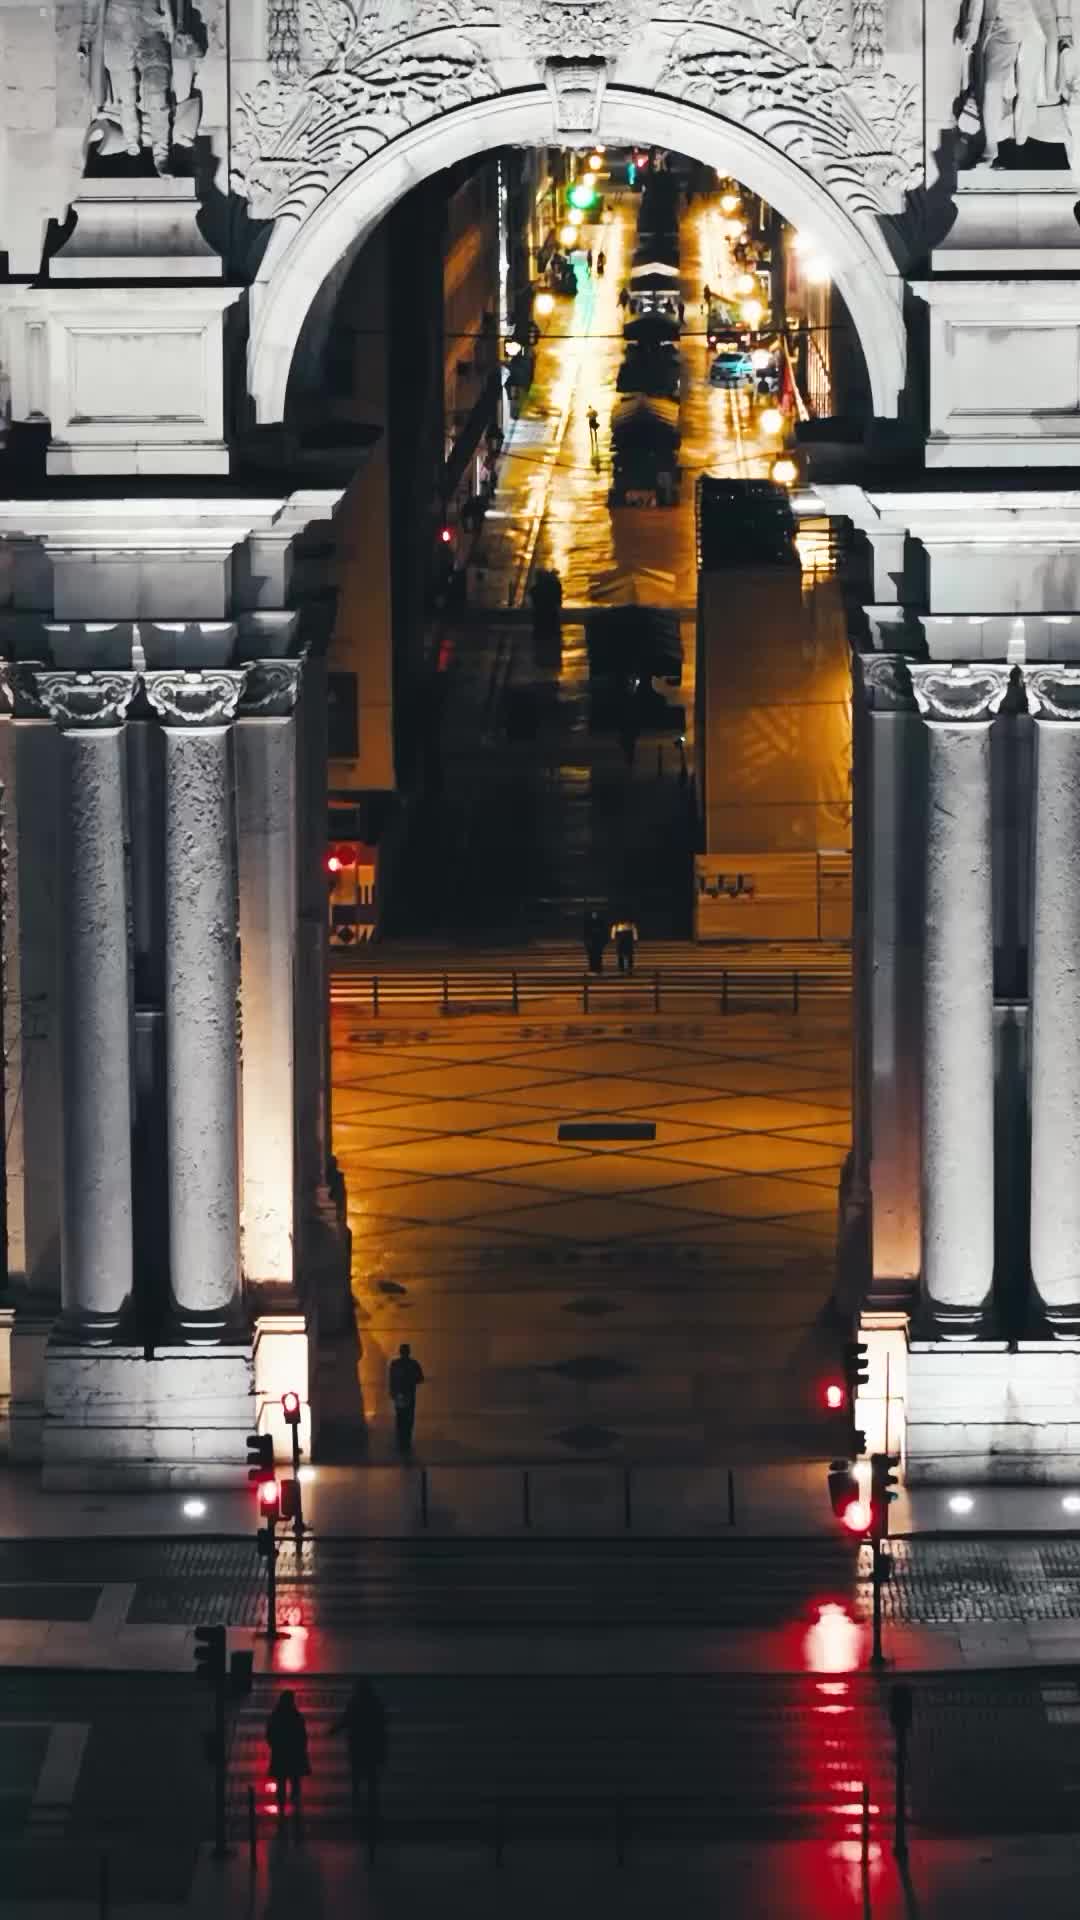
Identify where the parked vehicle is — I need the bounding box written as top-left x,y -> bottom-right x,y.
709,350 -> 756,389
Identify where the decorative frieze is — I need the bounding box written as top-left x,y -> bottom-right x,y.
909,663 -> 1012,724
144,669 -> 247,726
30,670 -> 138,730
856,652 -> 917,713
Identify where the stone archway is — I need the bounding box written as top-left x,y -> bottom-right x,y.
246,87 -> 910,428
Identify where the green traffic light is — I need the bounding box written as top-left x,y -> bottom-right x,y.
568,183 -> 597,211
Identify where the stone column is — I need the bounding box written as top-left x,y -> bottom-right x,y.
855,651 -> 923,1299
146,670 -> 246,1344
1021,667 -> 1080,1332
33,670 -> 138,1339
910,664 -> 1011,1338
235,661 -> 303,1291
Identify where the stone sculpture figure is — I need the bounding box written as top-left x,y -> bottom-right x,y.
79,0 -> 202,172
956,0 -> 1077,165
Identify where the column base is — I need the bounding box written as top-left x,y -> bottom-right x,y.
55,1309 -> 124,1347
1042,1306 -> 1080,1340
173,1306 -> 233,1347
926,1304 -> 988,1343
42,1332 -> 256,1487
907,1338 -> 1080,1484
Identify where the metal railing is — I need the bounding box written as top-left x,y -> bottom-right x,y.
330,965 -> 849,1018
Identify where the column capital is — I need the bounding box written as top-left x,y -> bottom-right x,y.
1022,665 -> 1080,721
909,663 -> 1012,725
22,668 -> 138,730
144,669 -> 248,727
237,659 -> 304,718
856,652 -> 918,713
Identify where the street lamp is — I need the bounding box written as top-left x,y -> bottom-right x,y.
741,297 -> 765,330
759,406 -> 784,436
560,224 -> 577,249
735,271 -> 756,296
720,191 -> 740,216
772,457 -> 798,487
534,291 -> 555,317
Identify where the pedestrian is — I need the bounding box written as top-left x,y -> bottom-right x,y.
583,907 -> 607,973
610,915 -> 639,974
617,286 -> 629,311
331,1678 -> 388,1828
388,1341 -> 424,1454
587,405 -> 600,455
266,1689 -> 310,1830
703,282 -> 712,310
596,249 -> 606,277
586,247 -> 593,273
678,298 -> 685,324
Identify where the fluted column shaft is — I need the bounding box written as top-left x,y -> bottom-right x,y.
911,665 -> 1010,1336
34,672 -> 137,1338
147,671 -> 245,1343
1023,668 -> 1080,1331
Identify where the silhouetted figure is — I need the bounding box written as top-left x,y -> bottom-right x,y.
596,249 -> 606,277
586,247 -> 593,273
617,286 -> 629,311
331,1678 -> 388,1829
584,908 -> 607,973
267,1690 -> 310,1831
702,283 -> 712,310
587,406 -> 600,454
611,917 -> 639,974
388,1342 -> 425,1453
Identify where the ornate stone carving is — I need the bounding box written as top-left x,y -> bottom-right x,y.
231,0 -> 499,223
655,0 -> 920,217
857,651 -> 916,711
545,57 -> 607,133
510,0 -> 647,59
909,662 -> 1013,723
145,669 -> 247,725
238,660 -> 304,716
30,669 -> 139,729
1023,665 -> 1080,720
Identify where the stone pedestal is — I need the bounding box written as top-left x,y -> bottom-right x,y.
41,1337 -> 256,1488
50,179 -> 222,281
933,175 -> 1080,272
907,1340 -> 1080,1484
910,664 -> 1009,1337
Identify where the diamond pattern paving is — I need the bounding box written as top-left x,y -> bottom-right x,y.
330,1005 -> 852,1466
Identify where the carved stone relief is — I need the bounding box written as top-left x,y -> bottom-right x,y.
653,0 -> 920,217
231,0 -> 500,222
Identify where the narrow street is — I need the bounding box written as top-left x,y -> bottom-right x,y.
388,185 -> 799,944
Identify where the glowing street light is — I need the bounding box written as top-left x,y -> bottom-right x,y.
720,191 -> 740,215
750,347 -> 772,370
583,171 -> 597,188
772,457 -> 798,487
741,297 -> 765,330
534,291 -> 555,316
568,206 -> 585,227
559,224 -> 577,248
588,152 -> 603,169
735,271 -> 756,296
504,338 -> 523,358
759,406 -> 784,436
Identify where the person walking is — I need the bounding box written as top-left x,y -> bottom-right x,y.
388,1342 -> 425,1454
266,1689 -> 310,1831
617,285 -> 629,311
584,907 -> 607,973
587,405 -> 600,456
610,915 -> 639,974
586,247 -> 593,273
702,282 -> 712,311
331,1678 -> 388,1829
596,249 -> 606,277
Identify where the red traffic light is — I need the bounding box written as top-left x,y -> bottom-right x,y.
326,852 -> 342,874
439,526 -> 453,544
259,1478 -> 280,1512
282,1391 -> 301,1426
824,1382 -> 845,1412
841,1500 -> 872,1535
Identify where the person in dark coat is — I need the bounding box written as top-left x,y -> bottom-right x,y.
388,1342 -> 425,1453
584,908 -> 607,973
331,1678 -> 388,1824
266,1690 -> 310,1827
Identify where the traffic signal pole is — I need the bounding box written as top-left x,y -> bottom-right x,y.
871,1538 -> 885,1670
213,1663 -> 227,1858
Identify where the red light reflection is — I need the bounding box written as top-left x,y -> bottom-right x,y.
804,1602 -> 860,1672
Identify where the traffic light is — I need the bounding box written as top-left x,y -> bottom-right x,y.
229,1649 -> 254,1699
194,1623 -> 226,1686
843,1340 -> 869,1397
870,1452 -> 901,1542
567,182 -> 597,211
824,1381 -> 845,1412
246,1432 -> 274,1485
827,1459 -> 870,1535
282,1391 -> 301,1427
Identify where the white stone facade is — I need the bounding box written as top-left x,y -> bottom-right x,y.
3,0 -> 1080,1477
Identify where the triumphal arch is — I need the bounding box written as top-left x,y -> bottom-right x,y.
2,0 -> 1080,1480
